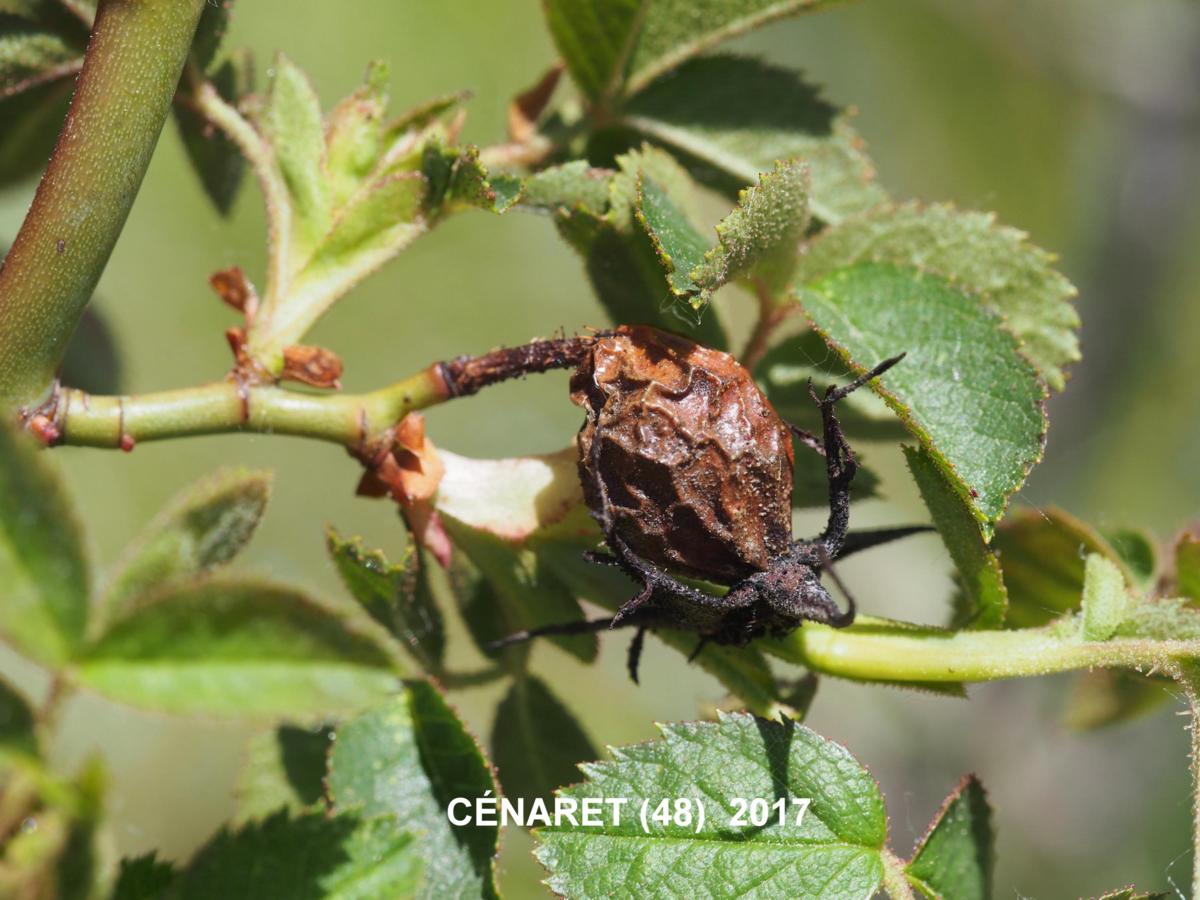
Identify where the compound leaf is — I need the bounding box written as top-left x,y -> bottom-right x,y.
904,775 -> 994,900
99,468 -> 271,626
0,419 -> 89,665
79,578 -> 397,717
327,682 -> 499,899
326,530 -> 445,671
905,446 -> 1007,629
622,56 -> 885,222
537,711 -> 886,898
795,203 -> 1079,390
164,810 -> 422,900
492,675 -> 597,807
800,262 -> 1046,534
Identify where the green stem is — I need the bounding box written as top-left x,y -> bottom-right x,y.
0,0 -> 208,409
191,75 -> 293,314
880,848 -> 916,900
54,367 -> 448,448
767,616 -> 1194,682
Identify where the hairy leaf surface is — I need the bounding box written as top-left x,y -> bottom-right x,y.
537,711 -> 886,898
801,263 -> 1046,533
328,682 -> 499,899
80,578 -> 396,716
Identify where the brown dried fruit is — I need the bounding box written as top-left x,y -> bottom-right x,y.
570,325 -> 794,584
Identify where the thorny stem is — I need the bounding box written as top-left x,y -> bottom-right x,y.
0,0 -> 209,409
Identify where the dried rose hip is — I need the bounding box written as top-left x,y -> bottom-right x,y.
569,325 -> 794,584
440,326 -> 917,682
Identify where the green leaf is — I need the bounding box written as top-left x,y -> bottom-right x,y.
493,675 -> 597,807
993,507 -> 1126,628
327,530 -> 445,671
1113,597 -> 1200,642
111,853 -> 177,900
692,157 -> 810,299
189,0 -> 232,71
754,331 -> 906,442
0,20 -> 77,89
79,578 -> 397,717
544,0 -> 833,101
904,775 -> 994,900
328,682 -> 499,900
520,159 -> 612,213
542,0 -> 640,101
236,724 -> 333,822
1103,528 -> 1158,590
259,52 -> 331,263
444,145 -> 523,214
1081,554 -> 1131,642
624,0 -> 834,95
324,60 -> 389,209
1171,527 -> 1200,603
621,56 -> 886,222
0,419 -> 89,665
800,262 -> 1046,533
527,150 -> 728,347
0,674 -> 36,758
794,203 -> 1079,390
165,810 -> 422,900
1063,670 -> 1171,731
175,50 -> 250,216
635,170 -> 710,305
442,517 -> 597,664
99,468 -> 271,626
0,74 -> 73,185
306,171 -> 425,268
537,711 -> 886,898
904,446 -> 1006,629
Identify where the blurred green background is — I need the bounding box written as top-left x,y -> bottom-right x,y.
3,0 -> 1199,895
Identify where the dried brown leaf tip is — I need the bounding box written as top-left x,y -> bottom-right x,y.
281,344 -> 344,390
508,62 -> 564,144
